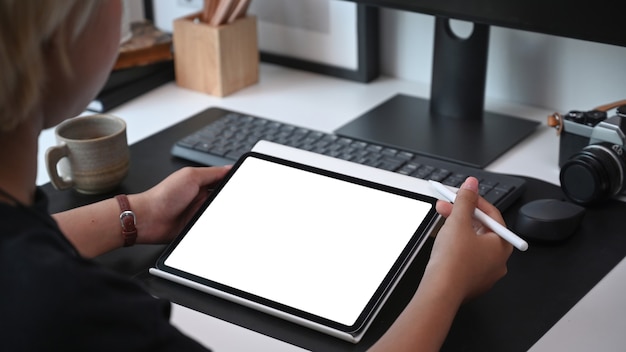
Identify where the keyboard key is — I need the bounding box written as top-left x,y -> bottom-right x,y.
484,188 -> 509,204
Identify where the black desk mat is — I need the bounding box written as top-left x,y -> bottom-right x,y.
42,107 -> 626,351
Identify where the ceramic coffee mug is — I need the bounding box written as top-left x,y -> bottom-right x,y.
45,114 -> 130,194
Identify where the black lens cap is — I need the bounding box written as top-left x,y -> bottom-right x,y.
560,161 -> 599,204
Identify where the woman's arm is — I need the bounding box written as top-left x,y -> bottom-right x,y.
53,166 -> 231,258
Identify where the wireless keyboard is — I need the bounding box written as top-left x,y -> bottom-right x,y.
172,110 -> 526,211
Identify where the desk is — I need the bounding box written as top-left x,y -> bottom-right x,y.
37,63 -> 626,351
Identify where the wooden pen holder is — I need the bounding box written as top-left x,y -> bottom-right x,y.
173,14 -> 259,97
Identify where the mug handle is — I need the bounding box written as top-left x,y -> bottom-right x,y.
45,144 -> 74,190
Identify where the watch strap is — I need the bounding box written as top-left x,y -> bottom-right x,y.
115,194 -> 137,247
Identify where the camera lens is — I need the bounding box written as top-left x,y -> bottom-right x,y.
560,142 -> 626,204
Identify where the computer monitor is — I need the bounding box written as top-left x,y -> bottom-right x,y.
335,0 -> 624,168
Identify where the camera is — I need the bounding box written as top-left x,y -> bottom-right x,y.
554,104 -> 626,205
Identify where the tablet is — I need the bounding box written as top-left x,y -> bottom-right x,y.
150,152 -> 441,343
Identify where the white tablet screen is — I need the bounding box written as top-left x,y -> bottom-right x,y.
162,154 -> 435,327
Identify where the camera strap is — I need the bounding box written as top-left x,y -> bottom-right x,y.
594,99 -> 626,113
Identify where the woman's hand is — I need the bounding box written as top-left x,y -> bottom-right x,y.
428,176 -> 513,301
130,166 -> 231,245
368,177 -> 513,352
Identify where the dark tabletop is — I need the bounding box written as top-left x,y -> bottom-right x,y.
42,107 -> 626,352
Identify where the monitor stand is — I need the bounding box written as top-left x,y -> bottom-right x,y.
335,18 -> 540,169
335,94 -> 539,169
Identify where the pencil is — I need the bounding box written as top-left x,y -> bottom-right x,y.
210,0 -> 237,26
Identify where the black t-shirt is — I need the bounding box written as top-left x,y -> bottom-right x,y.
0,190 -> 210,351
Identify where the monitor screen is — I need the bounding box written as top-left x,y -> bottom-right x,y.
335,0 -> 623,168
346,0 -> 625,47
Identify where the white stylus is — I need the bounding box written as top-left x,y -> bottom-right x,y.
429,180 -> 529,251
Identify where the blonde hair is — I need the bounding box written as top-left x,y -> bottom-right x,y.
0,0 -> 103,132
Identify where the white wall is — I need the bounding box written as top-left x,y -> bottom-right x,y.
379,9 -> 626,113
139,2 -> 625,114
125,0 -> 145,23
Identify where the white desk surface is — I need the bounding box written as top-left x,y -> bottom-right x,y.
36,63 -> 626,351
